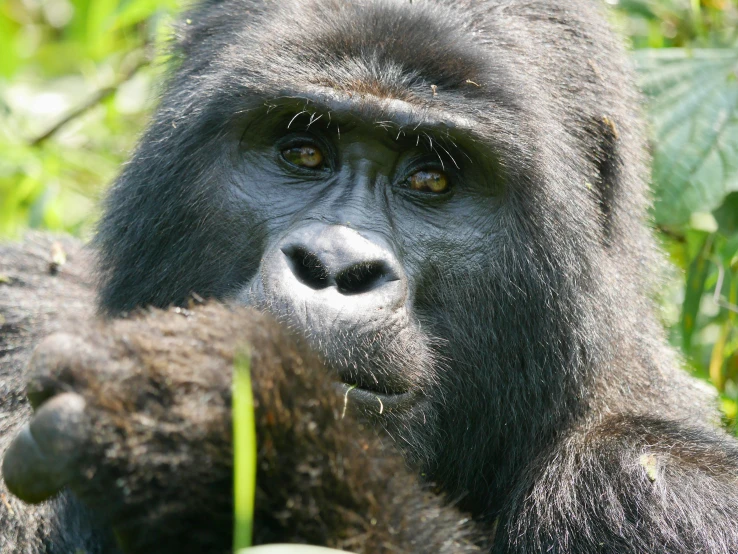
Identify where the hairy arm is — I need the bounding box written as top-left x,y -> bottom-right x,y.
1,236 -> 484,554
496,415 -> 738,554
0,234 -> 119,553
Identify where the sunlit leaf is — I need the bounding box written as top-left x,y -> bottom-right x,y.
86,0 -> 121,56
635,48 -> 738,225
709,320 -> 731,390
112,0 -> 178,30
0,14 -> 20,77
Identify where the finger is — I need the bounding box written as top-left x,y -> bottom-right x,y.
26,334 -> 96,409
2,393 -> 90,503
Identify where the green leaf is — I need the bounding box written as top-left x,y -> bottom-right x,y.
714,192 -> 738,235
0,14 -> 19,77
635,48 -> 738,225
709,319 -> 731,391
86,0 -> 121,56
111,0 -> 178,31
681,234 -> 714,353
618,0 -> 658,20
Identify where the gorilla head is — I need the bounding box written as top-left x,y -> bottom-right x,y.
94,0 -> 675,515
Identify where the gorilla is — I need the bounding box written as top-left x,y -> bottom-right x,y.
3,0 -> 738,552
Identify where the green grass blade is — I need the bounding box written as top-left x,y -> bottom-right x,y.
233,351 -> 257,551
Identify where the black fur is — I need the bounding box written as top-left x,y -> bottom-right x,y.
3,1 -> 738,552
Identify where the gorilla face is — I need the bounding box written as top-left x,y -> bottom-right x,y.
228,100 -> 501,419
96,0 -> 639,506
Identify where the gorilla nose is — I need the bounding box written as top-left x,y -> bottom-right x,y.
255,224 -> 407,324
281,244 -> 399,295
281,225 -> 401,295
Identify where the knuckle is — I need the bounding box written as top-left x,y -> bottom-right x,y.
2,392 -> 90,504
26,333 -> 98,408
31,392 -> 90,456
30,333 -> 87,375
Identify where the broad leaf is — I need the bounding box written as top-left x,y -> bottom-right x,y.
634,48 -> 738,226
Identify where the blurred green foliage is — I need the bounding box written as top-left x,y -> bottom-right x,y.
0,0 -> 176,237
612,0 -> 738,428
1,0 -> 738,426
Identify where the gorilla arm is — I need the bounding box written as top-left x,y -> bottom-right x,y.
2,299 -> 486,553
494,416 -> 738,553
0,234 -> 120,553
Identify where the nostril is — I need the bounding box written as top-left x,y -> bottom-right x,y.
283,246 -> 331,290
335,261 -> 394,295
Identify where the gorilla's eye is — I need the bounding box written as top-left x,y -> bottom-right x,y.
282,144 -> 324,169
408,170 -> 449,194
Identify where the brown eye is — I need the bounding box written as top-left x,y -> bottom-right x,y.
282,144 -> 324,169
408,169 -> 450,194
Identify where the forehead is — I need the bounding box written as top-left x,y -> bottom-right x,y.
264,1 -> 486,87
215,0 -> 514,112
187,0 -> 535,165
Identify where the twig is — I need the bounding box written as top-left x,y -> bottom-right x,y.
29,52 -> 150,147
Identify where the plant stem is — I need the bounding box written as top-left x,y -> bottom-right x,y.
233,352 -> 257,551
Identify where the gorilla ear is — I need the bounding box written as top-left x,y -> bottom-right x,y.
589,114 -> 622,243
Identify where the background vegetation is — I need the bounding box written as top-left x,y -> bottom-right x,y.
1,0 -> 738,427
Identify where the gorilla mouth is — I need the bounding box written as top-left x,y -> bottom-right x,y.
317,324 -> 431,414
336,380 -> 416,414
240,273 -> 427,414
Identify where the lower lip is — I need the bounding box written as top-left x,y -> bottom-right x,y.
335,382 -> 416,414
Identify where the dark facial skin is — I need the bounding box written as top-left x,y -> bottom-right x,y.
225,100 -> 499,418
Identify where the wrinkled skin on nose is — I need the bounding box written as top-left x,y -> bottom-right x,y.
263,224 -> 406,328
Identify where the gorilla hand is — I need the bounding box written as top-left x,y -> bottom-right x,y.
2,305 -> 236,553
2,304 -> 483,554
